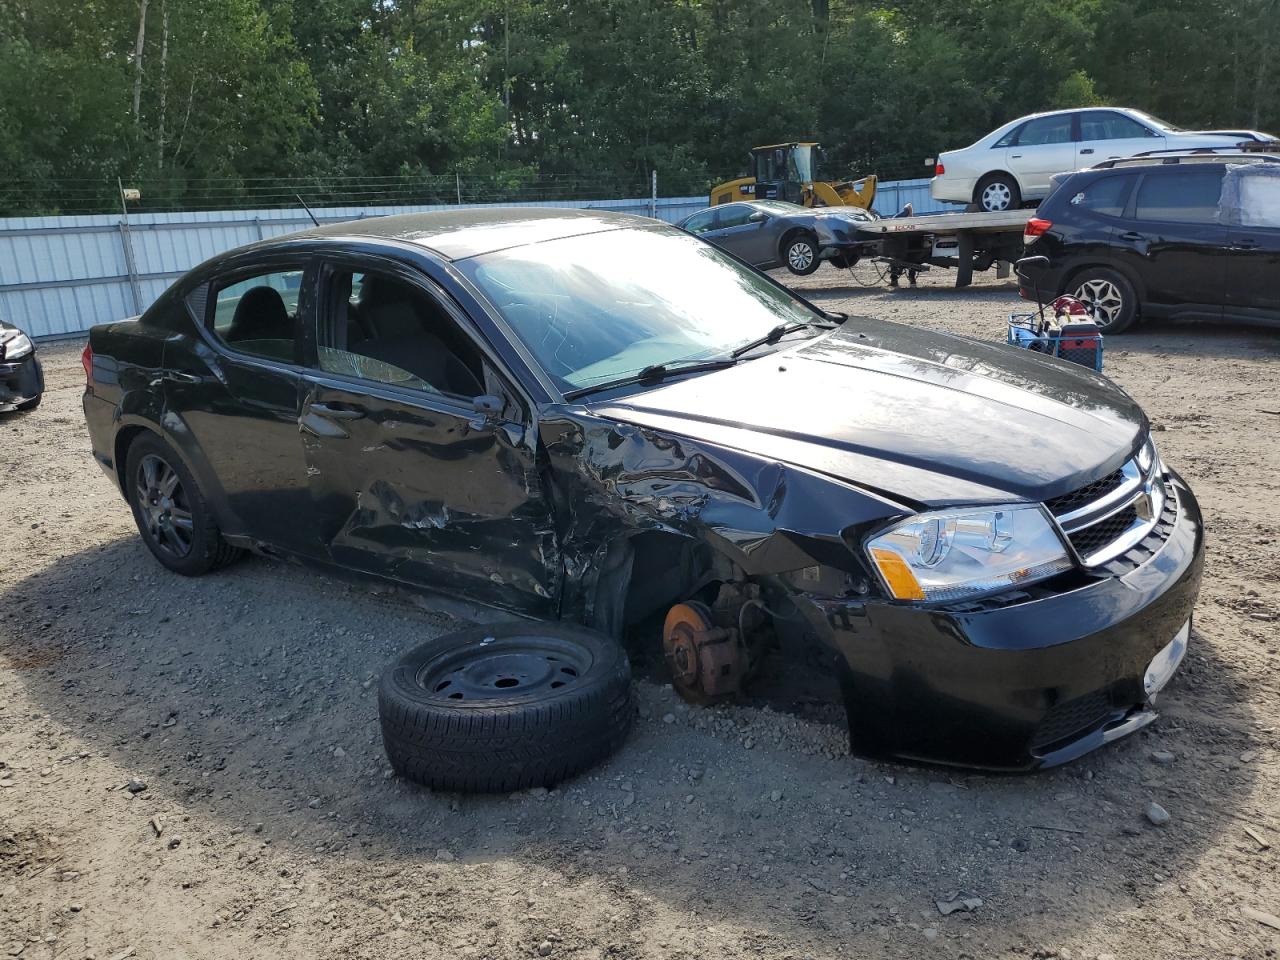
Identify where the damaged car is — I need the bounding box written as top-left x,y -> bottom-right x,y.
1,319 -> 43,412
81,208 -> 1203,771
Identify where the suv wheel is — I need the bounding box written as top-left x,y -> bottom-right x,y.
125,433 -> 241,575
1071,267 -> 1137,334
975,174 -> 1021,213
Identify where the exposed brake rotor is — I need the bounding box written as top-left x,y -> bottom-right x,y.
662,600 -> 747,704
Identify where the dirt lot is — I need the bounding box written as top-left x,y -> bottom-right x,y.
2,265 -> 1279,960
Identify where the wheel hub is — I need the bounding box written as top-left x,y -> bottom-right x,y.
415,635 -> 590,701
135,454 -> 194,558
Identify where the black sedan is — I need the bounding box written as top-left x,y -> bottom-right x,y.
678,200 -> 873,275
0,320 -> 43,412
82,208 -> 1203,770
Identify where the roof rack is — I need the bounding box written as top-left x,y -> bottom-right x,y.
1092,146 -> 1280,169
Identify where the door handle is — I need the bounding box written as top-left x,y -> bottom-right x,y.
308,402 -> 365,420
1011,154 -> 1022,159
1119,231 -> 1145,242
1079,148 -> 1094,155
151,370 -> 202,387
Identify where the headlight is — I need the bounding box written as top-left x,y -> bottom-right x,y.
864,504 -> 1072,602
1,330 -> 33,360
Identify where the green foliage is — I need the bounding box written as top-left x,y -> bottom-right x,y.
0,0 -> 1275,214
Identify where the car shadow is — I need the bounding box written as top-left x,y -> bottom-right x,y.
3,537 -> 1262,956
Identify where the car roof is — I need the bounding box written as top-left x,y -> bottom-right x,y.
283,207 -> 654,261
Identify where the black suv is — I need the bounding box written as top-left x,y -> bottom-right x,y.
1021,150 -> 1280,332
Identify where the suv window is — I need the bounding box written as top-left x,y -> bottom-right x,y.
1079,111 -> 1159,141
314,267 -> 485,399
1014,115 -> 1075,146
209,269 -> 304,362
717,205 -> 754,228
1134,170 -> 1223,223
1069,174 -> 1136,217
682,210 -> 716,235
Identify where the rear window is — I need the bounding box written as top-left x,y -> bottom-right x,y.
1134,170 -> 1223,223
1067,174 -> 1136,217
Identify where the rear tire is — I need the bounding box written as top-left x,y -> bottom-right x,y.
124,433 -> 241,575
782,231 -> 821,275
975,173 -> 1021,213
1070,267 -> 1138,334
379,623 -> 634,792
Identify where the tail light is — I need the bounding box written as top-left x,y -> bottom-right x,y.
81,342 -> 93,384
1024,217 -> 1053,243
934,162 -> 946,176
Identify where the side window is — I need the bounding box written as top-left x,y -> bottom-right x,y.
1079,111 -> 1159,141
682,210 -> 716,235
718,205 -> 754,228
314,267 -> 485,400
208,269 -> 304,362
1016,115 -> 1075,146
994,122 -> 1025,148
1068,174 -> 1136,217
1234,171 -> 1280,229
1134,170 -> 1224,224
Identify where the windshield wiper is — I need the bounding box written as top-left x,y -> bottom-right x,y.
563,358 -> 737,402
730,321 -> 821,359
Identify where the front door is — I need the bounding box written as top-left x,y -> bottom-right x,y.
706,205 -> 775,266
164,261 -> 317,554
298,257 -> 561,615
1112,167 -> 1227,320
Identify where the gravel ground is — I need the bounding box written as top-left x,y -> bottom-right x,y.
2,264 -> 1279,960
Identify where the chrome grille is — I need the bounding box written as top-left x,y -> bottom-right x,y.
1046,440 -> 1170,569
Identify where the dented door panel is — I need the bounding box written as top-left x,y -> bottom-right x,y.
300,375 -> 560,615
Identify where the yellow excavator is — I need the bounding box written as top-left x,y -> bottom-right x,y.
710,142 -> 877,210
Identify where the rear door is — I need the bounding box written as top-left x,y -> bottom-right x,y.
1076,110 -> 1165,167
1003,114 -> 1078,196
1111,167 -> 1227,320
1222,166 -> 1280,323
297,253 -> 560,614
164,258 -> 318,554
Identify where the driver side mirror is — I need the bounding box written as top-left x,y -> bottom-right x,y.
748,210 -> 770,224
470,393 -> 525,442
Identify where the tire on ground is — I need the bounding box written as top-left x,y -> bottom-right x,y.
1069,266 -> 1138,334
378,622 -> 634,792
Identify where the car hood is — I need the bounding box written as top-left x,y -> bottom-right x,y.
589,318 -> 1146,509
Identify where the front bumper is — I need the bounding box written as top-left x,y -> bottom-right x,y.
796,469 -> 1204,771
0,353 -> 43,411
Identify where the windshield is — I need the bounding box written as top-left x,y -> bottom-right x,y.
1132,110 -> 1181,132
458,226 -> 822,394
791,145 -> 816,182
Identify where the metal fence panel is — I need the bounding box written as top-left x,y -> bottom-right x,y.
0,185 -> 940,339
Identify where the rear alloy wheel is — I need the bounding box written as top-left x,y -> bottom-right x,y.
378,623 -> 634,792
124,433 -> 240,575
975,174 -> 1021,213
1071,267 -> 1137,334
783,232 -> 821,275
